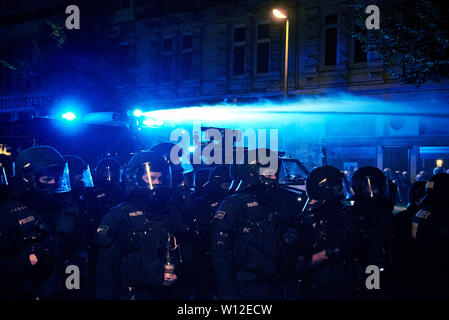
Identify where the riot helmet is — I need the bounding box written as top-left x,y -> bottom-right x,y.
150,142 -> 194,188
124,151 -> 172,203
406,181 -> 426,211
64,155 -> 94,191
94,158 -> 121,187
305,166 -> 346,201
193,168 -> 212,193
351,166 -> 391,200
257,148 -> 280,191
207,165 -> 232,198
229,148 -> 279,193
0,154 -> 14,186
420,173 -> 449,208
15,145 -> 70,194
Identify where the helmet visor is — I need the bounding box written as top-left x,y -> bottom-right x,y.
82,165 -> 94,188
356,175 -> 385,199
34,162 -> 71,193
0,167 -> 8,186
97,163 -> 121,185
315,174 -> 348,201
135,162 -> 171,189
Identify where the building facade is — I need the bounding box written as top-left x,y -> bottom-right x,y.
1,0 -> 448,176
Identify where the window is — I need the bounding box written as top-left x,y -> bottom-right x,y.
324,14 -> 338,66
161,38 -> 173,82
232,26 -> 246,76
256,23 -> 270,74
353,25 -> 367,64
181,35 -> 193,80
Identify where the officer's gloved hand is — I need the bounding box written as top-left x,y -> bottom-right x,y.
30,244 -> 56,270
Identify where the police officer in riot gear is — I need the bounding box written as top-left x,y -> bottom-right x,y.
411,173 -> 449,299
90,157 -> 124,211
64,155 -> 95,237
94,151 -> 191,300
393,180 -> 427,247
211,151 -> 285,300
349,166 -> 396,299
185,165 -> 233,299
86,158 -> 124,243
294,166 -> 356,299
0,146 -> 85,299
391,180 -> 427,297
64,155 -> 95,298
151,143 -> 210,299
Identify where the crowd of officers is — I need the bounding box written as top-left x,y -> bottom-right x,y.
0,144 -> 448,300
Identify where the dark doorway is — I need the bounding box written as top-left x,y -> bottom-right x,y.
383,147 -> 409,172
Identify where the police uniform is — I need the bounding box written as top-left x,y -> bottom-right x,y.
181,192 -> 220,299
94,201 -> 190,300
211,192 -> 283,300
349,167 -> 397,299
0,198 -> 83,300
411,204 -> 449,298
295,200 -> 357,299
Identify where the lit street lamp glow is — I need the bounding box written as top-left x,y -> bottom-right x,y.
272,8 -> 289,98
272,9 -> 287,19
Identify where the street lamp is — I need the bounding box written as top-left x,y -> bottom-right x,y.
272,8 -> 289,98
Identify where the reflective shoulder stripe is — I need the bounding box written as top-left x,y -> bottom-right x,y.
412,222 -> 418,239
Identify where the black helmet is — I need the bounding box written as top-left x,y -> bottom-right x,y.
420,173 -> 449,207
406,181 -> 426,211
94,158 -> 121,187
194,167 -> 212,193
15,145 -> 70,194
207,165 -> 232,197
150,142 -> 193,188
124,151 -> 172,199
230,148 -> 279,192
0,154 -> 14,186
433,167 -> 445,175
64,155 -> 94,190
306,166 -> 346,201
351,166 -> 390,200
229,163 -> 258,192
